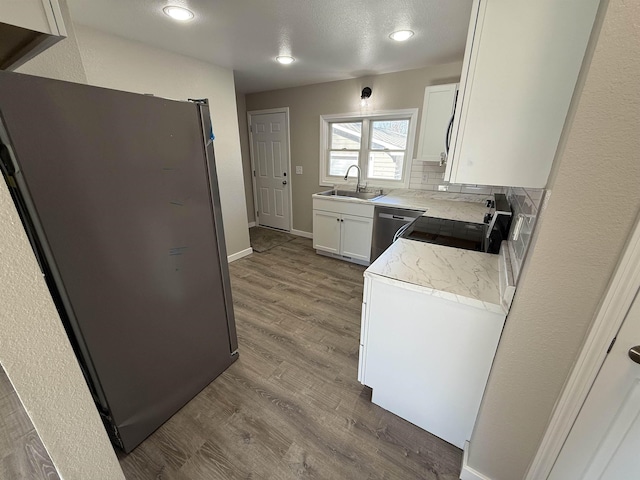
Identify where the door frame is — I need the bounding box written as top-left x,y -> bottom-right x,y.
247,107 -> 293,232
526,213 -> 640,479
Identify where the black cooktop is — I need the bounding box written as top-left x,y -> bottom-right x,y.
401,216 -> 486,252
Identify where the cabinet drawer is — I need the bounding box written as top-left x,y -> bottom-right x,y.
312,198 -> 374,218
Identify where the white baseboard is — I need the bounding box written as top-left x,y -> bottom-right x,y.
290,229 -> 312,239
460,442 -> 492,480
248,221 -> 256,228
227,247 -> 253,263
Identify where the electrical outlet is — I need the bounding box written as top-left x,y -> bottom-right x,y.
295,166 -> 303,175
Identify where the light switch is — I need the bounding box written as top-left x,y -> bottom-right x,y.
295,166 -> 303,175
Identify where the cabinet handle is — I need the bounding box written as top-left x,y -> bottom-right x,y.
336,218 -> 340,222
442,113 -> 455,167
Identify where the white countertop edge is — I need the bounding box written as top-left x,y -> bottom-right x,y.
312,189 -> 492,224
312,191 -> 427,211
364,270 -> 506,315
312,191 -> 373,204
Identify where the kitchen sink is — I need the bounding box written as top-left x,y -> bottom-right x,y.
318,189 -> 384,200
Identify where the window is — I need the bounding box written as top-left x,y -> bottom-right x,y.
320,109 -> 418,187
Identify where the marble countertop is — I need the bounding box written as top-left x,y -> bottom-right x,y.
312,188 -> 490,224
365,239 -> 503,313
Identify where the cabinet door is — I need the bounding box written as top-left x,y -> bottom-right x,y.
364,277 -> 505,449
312,210 -> 340,254
415,83 -> 458,163
340,214 -> 373,262
446,0 -> 599,188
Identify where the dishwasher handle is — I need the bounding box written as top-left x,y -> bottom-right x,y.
378,212 -> 416,222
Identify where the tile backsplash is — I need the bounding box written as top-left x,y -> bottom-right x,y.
409,159 -> 506,195
408,160 -> 544,282
506,187 -> 545,281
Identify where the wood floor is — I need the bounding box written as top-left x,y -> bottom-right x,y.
118,237 -> 463,479
0,367 -> 59,480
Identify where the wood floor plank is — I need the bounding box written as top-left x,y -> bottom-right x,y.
0,368 -> 60,480
118,234 -> 463,479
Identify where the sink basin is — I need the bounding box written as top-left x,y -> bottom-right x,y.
318,189 -> 384,200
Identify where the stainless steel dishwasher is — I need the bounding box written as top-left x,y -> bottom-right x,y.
370,206 -> 424,261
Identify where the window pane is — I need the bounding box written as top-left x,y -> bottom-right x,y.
329,151 -> 359,177
368,151 -> 405,180
370,120 -> 409,150
331,122 -> 362,149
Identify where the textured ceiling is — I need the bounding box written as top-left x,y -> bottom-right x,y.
66,0 -> 472,93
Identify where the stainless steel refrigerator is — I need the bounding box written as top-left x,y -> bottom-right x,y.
0,71 -> 239,453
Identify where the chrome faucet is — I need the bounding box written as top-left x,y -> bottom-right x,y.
344,165 -> 362,192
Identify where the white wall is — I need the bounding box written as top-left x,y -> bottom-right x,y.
245,62 -> 463,233
1,1 -> 126,479
236,92 -> 255,224
74,24 -> 251,258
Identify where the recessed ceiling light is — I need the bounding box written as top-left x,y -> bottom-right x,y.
163,6 -> 194,21
276,56 -> 295,65
390,30 -> 414,42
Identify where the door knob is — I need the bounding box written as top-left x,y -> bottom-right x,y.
282,180 -> 287,185
629,346 -> 640,364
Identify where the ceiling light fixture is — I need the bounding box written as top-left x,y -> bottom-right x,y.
163,6 -> 195,21
389,30 -> 414,42
276,56 -> 295,65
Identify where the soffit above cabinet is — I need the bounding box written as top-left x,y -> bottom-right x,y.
0,0 -> 67,70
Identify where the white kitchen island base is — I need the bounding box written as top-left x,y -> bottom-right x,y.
358,240 -> 508,449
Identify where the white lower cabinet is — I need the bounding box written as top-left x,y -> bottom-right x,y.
358,274 -> 506,449
340,214 -> 373,261
312,199 -> 374,264
312,210 -> 341,254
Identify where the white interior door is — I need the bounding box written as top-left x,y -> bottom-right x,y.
550,288 -> 640,480
250,111 -> 290,231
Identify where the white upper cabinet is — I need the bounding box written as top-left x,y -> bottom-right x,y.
415,83 -> 458,164
0,0 -> 67,70
445,0 -> 600,188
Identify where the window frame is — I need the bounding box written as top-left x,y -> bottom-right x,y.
319,109 -> 419,188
